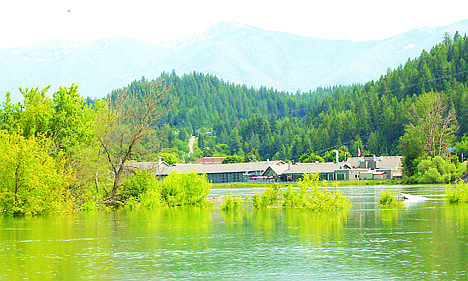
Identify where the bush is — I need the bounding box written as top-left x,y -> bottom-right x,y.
121,170 -> 212,208
252,186 -> 281,208
121,170 -> 159,201
221,194 -> 243,211
251,174 -> 351,211
159,171 -> 211,207
446,180 -> 468,204
121,170 -> 163,208
414,156 -> 458,183
379,189 -> 404,208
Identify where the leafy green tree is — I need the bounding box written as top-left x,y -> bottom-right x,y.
299,151 -> 325,163
455,134 -> 468,162
158,153 -> 179,165
408,92 -> 458,157
222,155 -> 245,164
0,131 -> 72,215
399,125 -> 425,178
245,149 -> 260,162
414,156 -> 458,183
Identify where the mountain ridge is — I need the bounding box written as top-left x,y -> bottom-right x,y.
2,20 -> 468,100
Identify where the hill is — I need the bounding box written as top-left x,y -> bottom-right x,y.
118,33 -> 468,163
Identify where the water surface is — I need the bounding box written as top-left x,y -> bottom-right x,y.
1,185 -> 467,280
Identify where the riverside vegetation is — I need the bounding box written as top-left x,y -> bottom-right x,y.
221,174 -> 351,211
2,34 -> 468,216
446,180 -> 468,203
379,189 -> 405,208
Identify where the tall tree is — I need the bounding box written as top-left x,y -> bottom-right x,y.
97,81 -> 171,201
408,92 -> 458,157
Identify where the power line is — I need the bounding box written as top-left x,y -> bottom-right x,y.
287,68 -> 468,115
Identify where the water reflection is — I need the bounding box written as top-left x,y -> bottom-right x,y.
379,209 -> 401,230
221,208 -> 347,246
444,203 -> 468,230
1,185 -> 468,280
283,209 -> 347,245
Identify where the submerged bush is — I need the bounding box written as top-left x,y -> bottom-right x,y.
123,170 -> 164,208
121,169 -> 159,201
121,170 -> 212,208
252,186 -> 281,208
221,194 -> 244,211
379,189 -> 404,208
446,180 -> 468,204
251,174 -> 351,211
159,171 -> 212,207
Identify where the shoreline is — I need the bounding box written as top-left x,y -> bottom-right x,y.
212,179 -> 401,189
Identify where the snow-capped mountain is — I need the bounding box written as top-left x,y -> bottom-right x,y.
2,20 -> 468,100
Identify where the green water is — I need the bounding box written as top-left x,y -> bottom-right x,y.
1,185 -> 468,280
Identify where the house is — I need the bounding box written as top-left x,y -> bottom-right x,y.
155,160 -> 287,184
347,155 -> 403,180
279,156 -> 403,182
194,157 -> 226,165
280,162 -> 344,181
124,157 -> 170,177
126,155 -> 402,183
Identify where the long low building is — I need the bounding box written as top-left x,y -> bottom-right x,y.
125,155 -> 403,183
126,160 -> 288,184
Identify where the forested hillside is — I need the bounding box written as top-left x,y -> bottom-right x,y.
112,32 -> 468,164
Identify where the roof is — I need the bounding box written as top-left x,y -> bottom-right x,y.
262,163 -> 290,176
347,156 -> 402,170
194,157 -> 226,164
156,160 -> 286,176
283,162 -> 343,174
125,161 -> 169,172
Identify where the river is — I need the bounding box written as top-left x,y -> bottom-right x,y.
1,185 -> 467,280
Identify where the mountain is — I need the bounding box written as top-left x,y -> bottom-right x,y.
2,20 -> 468,100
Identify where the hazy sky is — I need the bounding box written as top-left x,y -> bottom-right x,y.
1,0 -> 468,48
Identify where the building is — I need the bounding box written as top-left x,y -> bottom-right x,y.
154,160 -> 287,184
125,156 -> 402,183
275,156 -> 403,182
194,157 -> 226,165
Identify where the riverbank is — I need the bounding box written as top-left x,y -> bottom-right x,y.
213,179 -> 401,189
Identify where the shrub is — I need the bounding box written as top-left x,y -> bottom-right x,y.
379,189 -> 404,208
121,169 -> 160,201
251,174 -> 351,211
414,156 -> 458,183
221,194 -> 243,211
251,186 -> 281,208
159,171 -> 211,207
446,180 -> 468,204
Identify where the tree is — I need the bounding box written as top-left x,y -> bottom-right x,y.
399,92 -> 458,178
299,150 -> 325,163
0,130 -> 72,215
97,81 -> 171,201
222,155 -> 244,164
455,134 -> 468,162
408,92 -> 458,157
399,124 -> 425,177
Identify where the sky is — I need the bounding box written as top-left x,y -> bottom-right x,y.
1,0 -> 468,48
